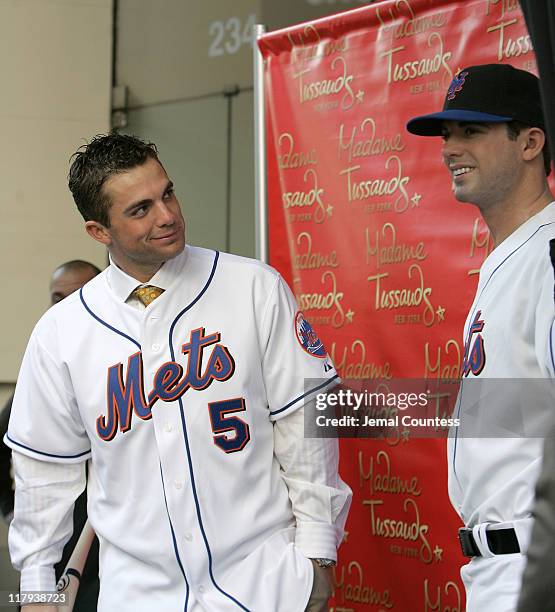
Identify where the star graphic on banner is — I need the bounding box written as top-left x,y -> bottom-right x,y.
433,545 -> 443,562
343,531 -> 349,544
401,428 -> 410,442
327,204 -> 333,217
436,306 -> 445,321
411,193 -> 422,207
356,89 -> 365,104
346,309 -> 355,324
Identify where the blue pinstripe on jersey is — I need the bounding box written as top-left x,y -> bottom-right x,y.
168,250 -> 251,611
80,288 -> 141,350
270,374 -> 340,417
80,270 -> 199,608
4,435 -> 91,459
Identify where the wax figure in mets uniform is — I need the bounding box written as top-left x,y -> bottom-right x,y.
407,64 -> 555,611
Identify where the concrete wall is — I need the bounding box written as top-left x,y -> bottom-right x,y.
0,0 -> 112,593
0,0 -> 113,382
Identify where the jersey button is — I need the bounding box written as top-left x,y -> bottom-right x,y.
198,586 -> 205,594
174,480 -> 183,490
184,533 -> 193,542
152,343 -> 160,352
165,423 -> 173,433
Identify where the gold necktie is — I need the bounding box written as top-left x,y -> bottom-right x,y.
132,285 -> 164,307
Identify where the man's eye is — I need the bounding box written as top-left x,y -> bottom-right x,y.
464,127 -> 478,136
133,206 -> 148,217
163,188 -> 174,200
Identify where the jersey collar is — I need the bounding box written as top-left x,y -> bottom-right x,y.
106,246 -> 189,303
478,201 -> 555,281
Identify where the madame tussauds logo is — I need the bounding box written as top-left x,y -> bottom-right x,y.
362,497 -> 433,564
293,56 -> 355,110
486,0 -> 519,20
365,222 -> 427,269
295,270 -> 345,328
278,132 -> 318,170
379,32 -> 452,85
330,339 -> 392,380
287,24 -> 348,63
376,0 -> 447,41
334,561 -> 394,608
367,264 -> 436,326
338,117 -> 405,163
282,168 -> 329,224
339,155 -> 410,213
293,231 -> 338,271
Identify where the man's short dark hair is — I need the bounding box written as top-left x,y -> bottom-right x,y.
68,133 -> 160,227
506,121 -> 552,176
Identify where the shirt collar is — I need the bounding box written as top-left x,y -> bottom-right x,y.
106,246 -> 188,302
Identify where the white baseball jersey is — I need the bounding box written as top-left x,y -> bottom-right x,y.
6,246 -> 347,612
448,202 -> 555,611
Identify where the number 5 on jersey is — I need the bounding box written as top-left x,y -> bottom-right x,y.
208,398 -> 250,453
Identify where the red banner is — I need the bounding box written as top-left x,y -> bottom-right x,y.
259,1 -> 544,610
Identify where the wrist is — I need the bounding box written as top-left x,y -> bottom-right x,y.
311,557 -> 336,568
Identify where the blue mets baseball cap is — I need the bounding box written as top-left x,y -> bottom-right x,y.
406,63 -> 545,136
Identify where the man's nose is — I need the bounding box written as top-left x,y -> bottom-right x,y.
441,136 -> 463,161
155,201 -> 175,225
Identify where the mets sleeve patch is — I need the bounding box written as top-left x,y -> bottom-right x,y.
294,311 -> 327,358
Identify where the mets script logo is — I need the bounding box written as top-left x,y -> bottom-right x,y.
462,310 -> 485,377
447,70 -> 469,101
295,311 -> 327,358
97,327 -> 241,445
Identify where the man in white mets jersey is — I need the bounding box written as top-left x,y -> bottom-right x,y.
5,134 -> 351,611
407,64 -> 555,611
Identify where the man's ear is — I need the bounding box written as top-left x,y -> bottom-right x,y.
85,220 -> 112,246
522,127 -> 546,164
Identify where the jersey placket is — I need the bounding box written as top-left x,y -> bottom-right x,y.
139,303 -> 224,608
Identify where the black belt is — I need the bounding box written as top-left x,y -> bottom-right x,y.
458,527 -> 520,557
